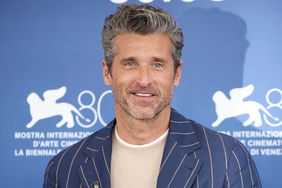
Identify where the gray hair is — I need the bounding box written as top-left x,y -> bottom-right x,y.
101,4 -> 184,71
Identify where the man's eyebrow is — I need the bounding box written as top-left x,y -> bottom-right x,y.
120,57 -> 137,63
151,56 -> 168,63
119,56 -> 168,63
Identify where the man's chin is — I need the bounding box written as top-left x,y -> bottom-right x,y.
127,108 -> 157,121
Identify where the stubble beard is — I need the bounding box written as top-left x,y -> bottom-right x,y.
113,88 -> 174,121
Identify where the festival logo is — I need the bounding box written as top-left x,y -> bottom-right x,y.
26,86 -> 112,128
14,86 -> 113,157
212,84 -> 281,127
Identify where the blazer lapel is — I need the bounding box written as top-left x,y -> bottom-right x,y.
78,122 -> 115,188
157,110 -> 203,188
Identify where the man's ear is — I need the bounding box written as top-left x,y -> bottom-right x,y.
102,60 -> 112,86
173,60 -> 182,87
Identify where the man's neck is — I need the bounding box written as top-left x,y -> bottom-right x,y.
115,107 -> 171,145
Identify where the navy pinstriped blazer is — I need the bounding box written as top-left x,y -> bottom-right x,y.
43,109 -> 262,188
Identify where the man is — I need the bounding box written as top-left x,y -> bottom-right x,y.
44,4 -> 261,188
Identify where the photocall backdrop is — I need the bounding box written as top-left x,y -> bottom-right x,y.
1,0 -> 281,187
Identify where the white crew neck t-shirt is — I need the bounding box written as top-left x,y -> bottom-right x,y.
111,127 -> 168,188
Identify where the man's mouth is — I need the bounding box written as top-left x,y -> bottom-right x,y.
134,92 -> 154,97
128,89 -> 157,105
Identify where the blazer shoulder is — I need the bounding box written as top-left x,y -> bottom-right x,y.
43,124 -> 114,187
190,122 -> 256,171
48,124 -> 112,165
191,121 -> 238,149
170,109 -> 239,151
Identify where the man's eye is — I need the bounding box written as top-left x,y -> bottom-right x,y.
124,61 -> 137,68
153,63 -> 164,70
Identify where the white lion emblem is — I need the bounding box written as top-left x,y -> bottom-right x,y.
26,86 -> 89,128
212,84 -> 278,127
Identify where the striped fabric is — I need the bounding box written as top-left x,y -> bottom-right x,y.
43,109 -> 262,188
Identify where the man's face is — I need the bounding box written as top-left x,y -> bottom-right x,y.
103,33 -> 182,120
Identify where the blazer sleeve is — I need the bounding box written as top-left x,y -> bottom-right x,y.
224,142 -> 262,188
43,159 -> 57,188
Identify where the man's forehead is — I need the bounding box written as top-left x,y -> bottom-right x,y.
113,32 -> 172,51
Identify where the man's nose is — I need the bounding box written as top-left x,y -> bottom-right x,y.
136,66 -> 153,87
